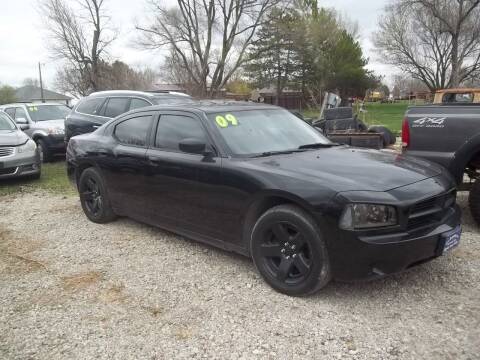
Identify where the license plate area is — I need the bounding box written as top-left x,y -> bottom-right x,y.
439,225 -> 461,255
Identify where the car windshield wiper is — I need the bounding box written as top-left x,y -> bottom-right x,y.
251,149 -> 307,158
298,142 -> 339,150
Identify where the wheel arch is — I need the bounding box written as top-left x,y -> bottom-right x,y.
75,161 -> 100,185
453,135 -> 480,182
241,191 -> 317,254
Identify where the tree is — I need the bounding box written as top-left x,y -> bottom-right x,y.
245,7 -> 303,104
324,30 -> 375,99
22,78 -> 40,87
40,0 -> 116,96
0,85 -> 17,105
136,0 -> 280,97
391,74 -> 429,98
55,60 -> 157,95
225,78 -> 252,94
374,0 -> 480,90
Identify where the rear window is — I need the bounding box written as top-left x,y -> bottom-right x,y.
76,97 -> 105,115
104,98 -> 130,118
442,93 -> 474,103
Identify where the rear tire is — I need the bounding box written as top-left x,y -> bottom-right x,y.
250,204 -> 331,296
78,167 -> 117,224
468,180 -> 480,225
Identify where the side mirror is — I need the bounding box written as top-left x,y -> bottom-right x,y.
179,138 -> 208,155
16,117 -> 28,124
19,124 -> 29,131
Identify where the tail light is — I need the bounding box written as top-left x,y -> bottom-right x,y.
401,118 -> 410,149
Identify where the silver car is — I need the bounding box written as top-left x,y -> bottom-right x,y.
0,112 -> 41,179
0,103 -> 69,162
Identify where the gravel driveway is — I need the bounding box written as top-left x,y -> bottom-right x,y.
0,191 -> 479,360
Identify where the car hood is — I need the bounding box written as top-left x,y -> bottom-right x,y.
243,146 -> 443,192
35,119 -> 65,129
0,129 -> 29,146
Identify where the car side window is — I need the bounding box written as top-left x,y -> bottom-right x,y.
5,108 -> 15,118
76,98 -> 105,115
155,114 -> 208,152
114,115 -> 153,147
15,107 -> 28,121
129,98 -> 151,111
104,98 -> 130,118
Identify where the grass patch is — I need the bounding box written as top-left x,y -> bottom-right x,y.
359,102 -> 409,135
302,101 -> 410,135
0,161 -> 75,197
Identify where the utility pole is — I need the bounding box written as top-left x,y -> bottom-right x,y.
38,62 -> 45,103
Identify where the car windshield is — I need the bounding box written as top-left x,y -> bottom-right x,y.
0,113 -> 16,130
207,109 -> 330,156
27,105 -> 70,121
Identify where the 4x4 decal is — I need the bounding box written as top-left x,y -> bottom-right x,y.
412,117 -> 446,128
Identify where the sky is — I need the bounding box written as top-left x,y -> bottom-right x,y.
0,0 -> 393,91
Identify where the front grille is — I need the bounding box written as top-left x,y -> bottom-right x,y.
0,147 -> 14,157
0,167 -> 17,175
407,190 -> 456,231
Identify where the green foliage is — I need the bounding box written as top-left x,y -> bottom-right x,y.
246,5 -> 377,104
226,79 -> 252,95
245,7 -> 304,98
0,162 -> 75,197
0,85 -> 17,105
324,31 -> 375,98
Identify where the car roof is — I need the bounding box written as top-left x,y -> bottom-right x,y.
88,90 -> 191,98
138,100 -> 280,114
0,102 -> 67,107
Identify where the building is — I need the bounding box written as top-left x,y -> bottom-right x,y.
15,85 -> 72,105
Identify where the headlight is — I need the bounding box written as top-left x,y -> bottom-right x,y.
48,127 -> 64,135
339,203 -> 397,230
17,139 -> 37,153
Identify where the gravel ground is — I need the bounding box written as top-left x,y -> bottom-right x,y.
0,191 -> 479,360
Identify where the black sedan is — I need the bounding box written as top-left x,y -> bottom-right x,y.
67,102 -> 461,296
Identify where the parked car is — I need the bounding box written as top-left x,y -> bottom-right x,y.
67,101 -> 461,296
0,102 -> 70,162
65,90 -> 193,143
402,102 -> 480,223
433,88 -> 480,104
0,111 -> 40,179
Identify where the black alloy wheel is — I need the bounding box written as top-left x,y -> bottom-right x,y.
251,204 -> 331,296
259,222 -> 312,284
78,168 -> 117,223
82,176 -> 103,217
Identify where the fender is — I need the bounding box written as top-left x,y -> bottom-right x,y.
451,133 -> 480,183
30,129 -> 49,140
240,189 -> 334,252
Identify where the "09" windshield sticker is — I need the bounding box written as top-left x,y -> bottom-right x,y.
216,114 -> 238,128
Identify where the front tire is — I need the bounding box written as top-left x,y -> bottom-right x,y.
78,167 -> 117,224
469,180 -> 480,225
36,139 -> 52,163
250,204 -> 331,296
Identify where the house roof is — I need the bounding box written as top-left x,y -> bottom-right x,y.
15,86 -> 72,102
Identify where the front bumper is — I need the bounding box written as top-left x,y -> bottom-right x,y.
328,204 -> 462,281
0,150 -> 41,179
44,134 -> 66,153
